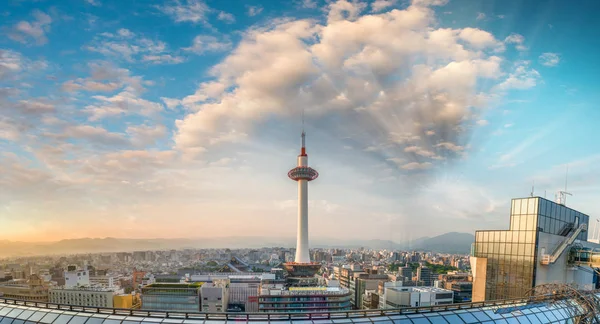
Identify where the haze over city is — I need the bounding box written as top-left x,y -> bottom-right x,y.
2,0 -> 600,243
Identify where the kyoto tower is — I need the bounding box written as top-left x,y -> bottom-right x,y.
283,130 -> 321,284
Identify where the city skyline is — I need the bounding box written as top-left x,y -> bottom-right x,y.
2,0 -> 600,242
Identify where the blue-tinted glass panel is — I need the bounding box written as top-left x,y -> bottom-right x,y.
525,314 -> 541,324
40,313 -> 59,324
68,316 -> 90,324
53,315 -> 73,324
27,311 -> 48,322
456,313 -> 477,324
84,318 -> 105,324
470,311 -> 490,322
16,311 -> 34,320
11,320 -> 24,324
425,316 -> 448,324
411,318 -> 431,324
6,310 -> 23,319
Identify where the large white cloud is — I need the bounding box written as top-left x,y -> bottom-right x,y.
174,0 -> 509,172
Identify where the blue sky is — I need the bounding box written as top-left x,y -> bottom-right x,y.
1,0 -> 600,243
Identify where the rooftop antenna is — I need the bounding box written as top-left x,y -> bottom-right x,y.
556,164 -> 572,206
530,180 -> 535,197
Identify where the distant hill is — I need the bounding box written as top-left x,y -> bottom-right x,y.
0,232 -> 474,257
412,232 -> 475,254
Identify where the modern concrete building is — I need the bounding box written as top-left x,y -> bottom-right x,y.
381,286 -> 454,308
471,196 -> 597,301
64,269 -> 90,288
200,279 -> 229,312
350,273 -> 388,309
48,287 -> 119,308
89,275 -> 115,288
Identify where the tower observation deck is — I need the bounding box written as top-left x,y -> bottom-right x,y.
283,131 -> 320,282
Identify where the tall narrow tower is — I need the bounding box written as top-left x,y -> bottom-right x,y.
287,131 -> 319,263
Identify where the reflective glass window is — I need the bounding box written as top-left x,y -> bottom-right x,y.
12,320 -> 24,324
0,318 -> 14,324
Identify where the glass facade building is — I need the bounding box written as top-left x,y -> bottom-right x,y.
140,284 -> 201,312
472,197 -> 590,301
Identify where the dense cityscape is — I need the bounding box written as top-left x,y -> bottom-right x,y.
0,247 -> 471,311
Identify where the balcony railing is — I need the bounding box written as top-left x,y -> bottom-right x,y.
0,293 -> 583,321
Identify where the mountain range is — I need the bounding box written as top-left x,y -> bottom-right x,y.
0,232 -> 474,257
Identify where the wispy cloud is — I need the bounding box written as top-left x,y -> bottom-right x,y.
247,5 -> 263,16
85,0 -> 101,6
476,12 -> 486,21
85,29 -> 185,64
157,0 -> 210,24
539,52 -> 560,67
183,35 -> 232,55
371,0 -> 396,12
217,11 -> 235,23
8,10 -> 52,45
504,33 -> 527,51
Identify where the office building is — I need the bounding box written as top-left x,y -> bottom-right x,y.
471,196 -> 597,301
258,286 -> 351,313
449,282 -> 473,303
350,273 -> 388,309
64,268 -> 90,288
0,275 -> 48,302
361,290 -> 379,310
381,286 -> 454,308
48,287 -> 119,308
399,265 -> 413,282
141,283 -> 202,312
89,275 -> 115,288
201,279 -> 229,312
416,266 -> 432,286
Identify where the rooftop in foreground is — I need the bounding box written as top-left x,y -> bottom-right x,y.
0,292 -> 595,323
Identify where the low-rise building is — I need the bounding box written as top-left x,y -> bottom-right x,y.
258,286 -> 351,313
90,275 -> 116,288
48,287 -> 120,307
64,268 -> 90,288
382,286 -> 453,308
200,279 -> 229,312
141,283 -> 202,312
0,275 -> 48,302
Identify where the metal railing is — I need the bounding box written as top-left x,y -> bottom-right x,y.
0,295 -> 569,321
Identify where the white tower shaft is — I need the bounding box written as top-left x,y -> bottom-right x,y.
295,154 -> 310,263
